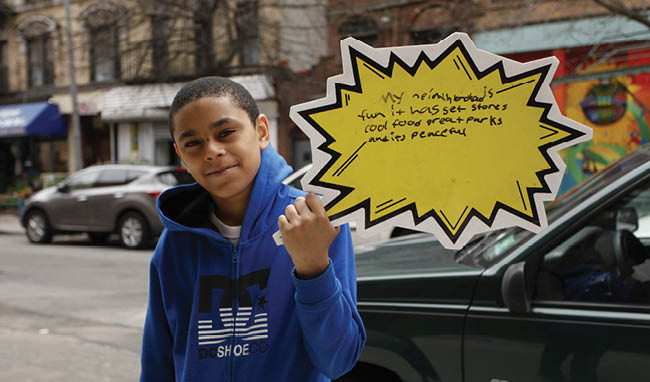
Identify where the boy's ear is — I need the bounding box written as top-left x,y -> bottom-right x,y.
255,114 -> 271,150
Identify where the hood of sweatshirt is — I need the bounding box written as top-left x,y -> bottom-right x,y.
156,144 -> 293,244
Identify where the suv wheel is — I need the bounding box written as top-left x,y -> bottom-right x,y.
118,212 -> 151,249
25,209 -> 53,244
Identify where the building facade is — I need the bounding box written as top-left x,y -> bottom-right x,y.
3,0 -> 650,196
0,0 -> 327,195
280,0 -> 650,188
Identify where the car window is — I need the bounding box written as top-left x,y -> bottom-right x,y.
457,149 -> 650,270
156,170 -> 194,186
96,169 -> 128,187
535,179 -> 650,305
283,166 -> 309,190
355,234 -> 470,279
66,170 -> 100,190
127,170 -> 147,183
545,150 -> 650,220
288,177 -> 302,190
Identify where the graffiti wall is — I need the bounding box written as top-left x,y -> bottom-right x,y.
559,67 -> 650,193
507,45 -> 650,194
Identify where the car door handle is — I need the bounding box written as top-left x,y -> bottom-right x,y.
114,192 -> 124,199
77,195 -> 88,202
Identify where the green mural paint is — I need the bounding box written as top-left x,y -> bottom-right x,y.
628,102 -> 650,142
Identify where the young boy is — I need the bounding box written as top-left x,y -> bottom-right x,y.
140,77 -> 366,381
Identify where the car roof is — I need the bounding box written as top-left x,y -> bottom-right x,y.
79,164 -> 183,173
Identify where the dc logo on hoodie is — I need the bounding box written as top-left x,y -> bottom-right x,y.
196,269 -> 270,359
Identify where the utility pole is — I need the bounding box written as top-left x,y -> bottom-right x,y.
64,0 -> 82,172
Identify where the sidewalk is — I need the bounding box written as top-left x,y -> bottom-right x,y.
0,213 -> 23,235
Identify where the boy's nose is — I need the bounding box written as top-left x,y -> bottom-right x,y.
204,140 -> 225,160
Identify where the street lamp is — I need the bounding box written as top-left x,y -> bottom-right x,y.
64,0 -> 82,172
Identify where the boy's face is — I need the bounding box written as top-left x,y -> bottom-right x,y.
173,96 -> 269,208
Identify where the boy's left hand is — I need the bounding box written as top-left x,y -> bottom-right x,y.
278,193 -> 340,279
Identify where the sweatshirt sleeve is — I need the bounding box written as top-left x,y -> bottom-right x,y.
140,259 -> 175,381
292,224 -> 367,379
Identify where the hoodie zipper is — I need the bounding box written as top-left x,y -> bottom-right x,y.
229,243 -> 240,382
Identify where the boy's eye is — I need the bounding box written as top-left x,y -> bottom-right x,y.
219,129 -> 235,138
184,140 -> 200,148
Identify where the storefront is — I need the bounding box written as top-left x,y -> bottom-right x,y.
102,75 -> 278,166
50,90 -> 110,171
0,102 -> 67,194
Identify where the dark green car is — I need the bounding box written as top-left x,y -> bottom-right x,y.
340,147 -> 650,382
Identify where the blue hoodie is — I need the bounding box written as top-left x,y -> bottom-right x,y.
140,146 -> 366,381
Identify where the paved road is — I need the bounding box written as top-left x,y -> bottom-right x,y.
0,233 -> 152,381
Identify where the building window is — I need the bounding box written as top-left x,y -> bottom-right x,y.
410,6 -> 457,46
193,12 -> 212,75
17,15 -> 58,89
27,34 -> 54,87
151,15 -> 170,78
0,40 -> 8,92
340,16 -> 378,47
412,29 -> 444,45
90,24 -> 119,82
81,3 -> 122,83
236,0 -> 259,66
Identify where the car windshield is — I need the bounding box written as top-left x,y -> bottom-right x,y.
455,149 -> 650,269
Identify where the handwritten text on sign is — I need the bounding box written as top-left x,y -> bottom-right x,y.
292,34 -> 591,249
359,87 -> 510,144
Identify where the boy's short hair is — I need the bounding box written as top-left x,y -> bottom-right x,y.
169,76 -> 260,142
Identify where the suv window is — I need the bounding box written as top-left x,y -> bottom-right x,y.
127,170 -> 147,183
288,177 -> 302,190
96,169 -> 128,187
66,170 -> 100,190
536,179 -> 650,305
457,150 -> 650,270
156,170 -> 194,186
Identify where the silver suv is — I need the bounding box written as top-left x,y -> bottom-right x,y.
20,164 -> 194,249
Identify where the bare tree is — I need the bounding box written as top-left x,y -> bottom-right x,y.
593,0 -> 650,29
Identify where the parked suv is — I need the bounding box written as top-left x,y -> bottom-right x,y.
338,146 -> 650,381
20,164 -> 194,249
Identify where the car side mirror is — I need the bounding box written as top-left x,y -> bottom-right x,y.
56,183 -> 69,193
501,261 -> 530,314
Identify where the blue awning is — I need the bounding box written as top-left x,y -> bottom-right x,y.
0,102 -> 67,138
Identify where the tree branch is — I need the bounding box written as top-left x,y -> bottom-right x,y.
593,0 -> 650,29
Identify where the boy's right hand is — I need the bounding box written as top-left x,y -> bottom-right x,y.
278,193 -> 339,279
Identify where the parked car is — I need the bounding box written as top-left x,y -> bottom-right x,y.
20,164 -> 194,249
338,146 -> 650,381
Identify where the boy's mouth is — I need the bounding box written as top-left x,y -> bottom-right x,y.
205,164 -> 237,176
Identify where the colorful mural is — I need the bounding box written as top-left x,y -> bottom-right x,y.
559,69 -> 650,194
580,83 -> 627,125
507,45 -> 650,195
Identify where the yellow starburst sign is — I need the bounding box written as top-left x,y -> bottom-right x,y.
291,33 -> 592,249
